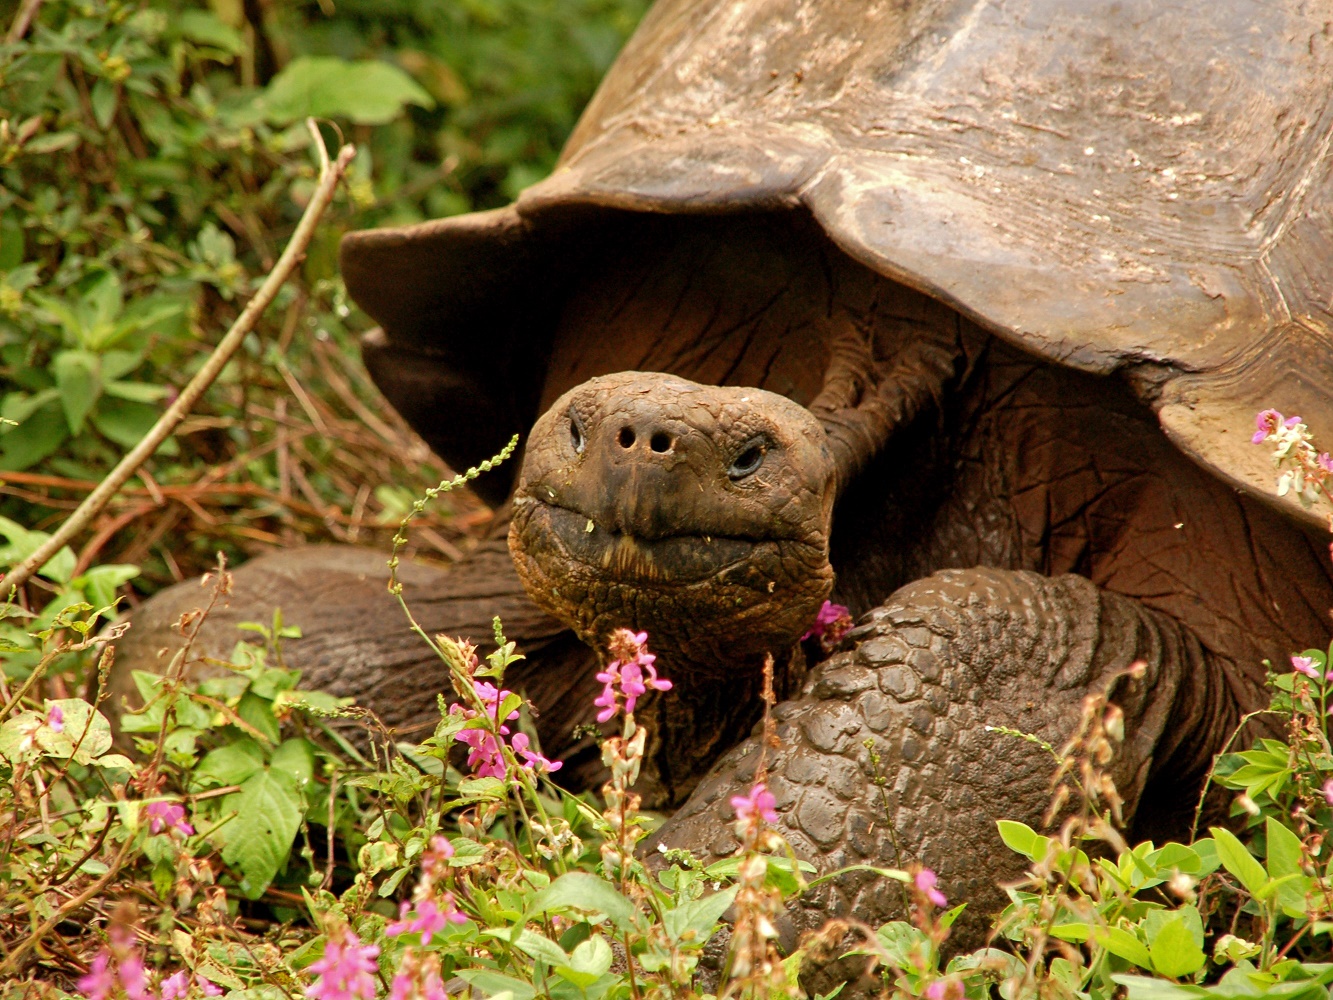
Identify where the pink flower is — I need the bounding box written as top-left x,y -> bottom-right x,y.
144,800 -> 194,837
730,782 -> 779,825
79,926 -> 151,1000
1323,778 -> 1333,806
914,868 -> 948,908
1320,453 -> 1333,473
387,896 -> 464,944
421,835 -> 455,885
451,680 -> 521,778
511,732 -> 562,773
1253,409 -> 1302,444
390,952 -> 448,1000
161,971 -> 219,999
306,925 -> 380,1000
46,703 -> 64,732
802,600 -> 853,647
595,630 -> 670,722
1292,655 -> 1322,680
78,952 -> 116,1000
926,982 -> 947,1000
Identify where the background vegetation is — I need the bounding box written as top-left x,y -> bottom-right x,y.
1,2 -> 1331,999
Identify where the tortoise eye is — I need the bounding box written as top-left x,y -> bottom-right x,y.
728,440 -> 766,480
569,413 -> 585,455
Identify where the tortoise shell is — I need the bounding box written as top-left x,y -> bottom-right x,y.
341,0 -> 1333,517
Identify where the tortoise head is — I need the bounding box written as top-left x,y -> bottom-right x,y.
508,371 -> 836,668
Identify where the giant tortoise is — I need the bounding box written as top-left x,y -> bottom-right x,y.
123,0 -> 1333,944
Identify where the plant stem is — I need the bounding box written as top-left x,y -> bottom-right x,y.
0,121 -> 355,597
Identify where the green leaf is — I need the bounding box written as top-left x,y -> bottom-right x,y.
0,214 -> 24,270
270,738 -> 316,787
195,738 -> 266,787
259,56 -> 435,125
91,79 -> 118,130
454,970 -> 535,1000
1265,817 -> 1304,879
0,515 -> 75,582
1210,826 -> 1269,896
52,350 -> 102,434
480,928 -> 568,967
0,400 -> 69,471
1149,917 -> 1206,978
661,885 -> 738,946
237,691 -> 280,743
1093,925 -> 1153,969
1110,975 -> 1208,1000
103,380 -> 170,403
72,564 -> 139,608
220,767 -> 304,899
996,820 -> 1039,858
528,872 -> 638,931
174,10 -> 245,55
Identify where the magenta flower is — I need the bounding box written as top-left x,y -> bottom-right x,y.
595,630 -> 671,722
926,982 -> 947,1000
511,732 -> 562,773
78,952 -> 116,1000
730,782 -> 779,825
421,835 -> 455,884
161,971 -> 223,999
802,600 -> 853,647
1324,778 -> 1333,806
390,952 -> 448,1000
46,703 -> 64,732
306,926 -> 381,1000
78,926 -> 151,1000
451,680 -> 521,778
1320,453 -> 1333,473
1253,409 -> 1302,444
387,896 -> 465,944
1292,655 -> 1322,680
144,800 -> 194,837
914,868 -> 948,908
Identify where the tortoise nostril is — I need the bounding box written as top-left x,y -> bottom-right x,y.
618,426 -> 636,449
650,432 -> 672,453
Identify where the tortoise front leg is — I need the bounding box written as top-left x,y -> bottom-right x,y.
114,532 -> 602,771
652,567 -> 1232,952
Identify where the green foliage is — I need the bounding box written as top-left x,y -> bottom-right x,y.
0,0 -> 647,597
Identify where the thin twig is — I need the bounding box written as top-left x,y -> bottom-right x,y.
0,120 -> 355,596
6,0 -> 44,43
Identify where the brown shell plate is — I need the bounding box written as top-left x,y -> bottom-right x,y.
341,0 -> 1333,524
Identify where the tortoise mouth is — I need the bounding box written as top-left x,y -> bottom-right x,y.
521,498 -> 758,584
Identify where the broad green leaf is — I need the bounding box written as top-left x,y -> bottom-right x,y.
1149,917 -> 1206,978
661,885 -> 738,946
174,10 -> 245,55
220,767 -> 304,899
194,738 -> 266,787
102,380 -> 170,403
565,935 -> 612,979
0,213 -> 23,269
528,872 -> 638,931
91,79 -> 118,129
997,820 -> 1039,858
480,928 -> 568,967
259,56 -> 434,126
270,738 -> 315,787
89,399 -> 164,450
1093,925 -> 1152,969
1210,827 -> 1269,896
1111,975 -> 1209,1000
0,402 -> 69,472
454,970 -> 535,1000
1265,817 -> 1304,879
236,691 -> 280,743
0,515 -> 75,582
73,564 -> 139,608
